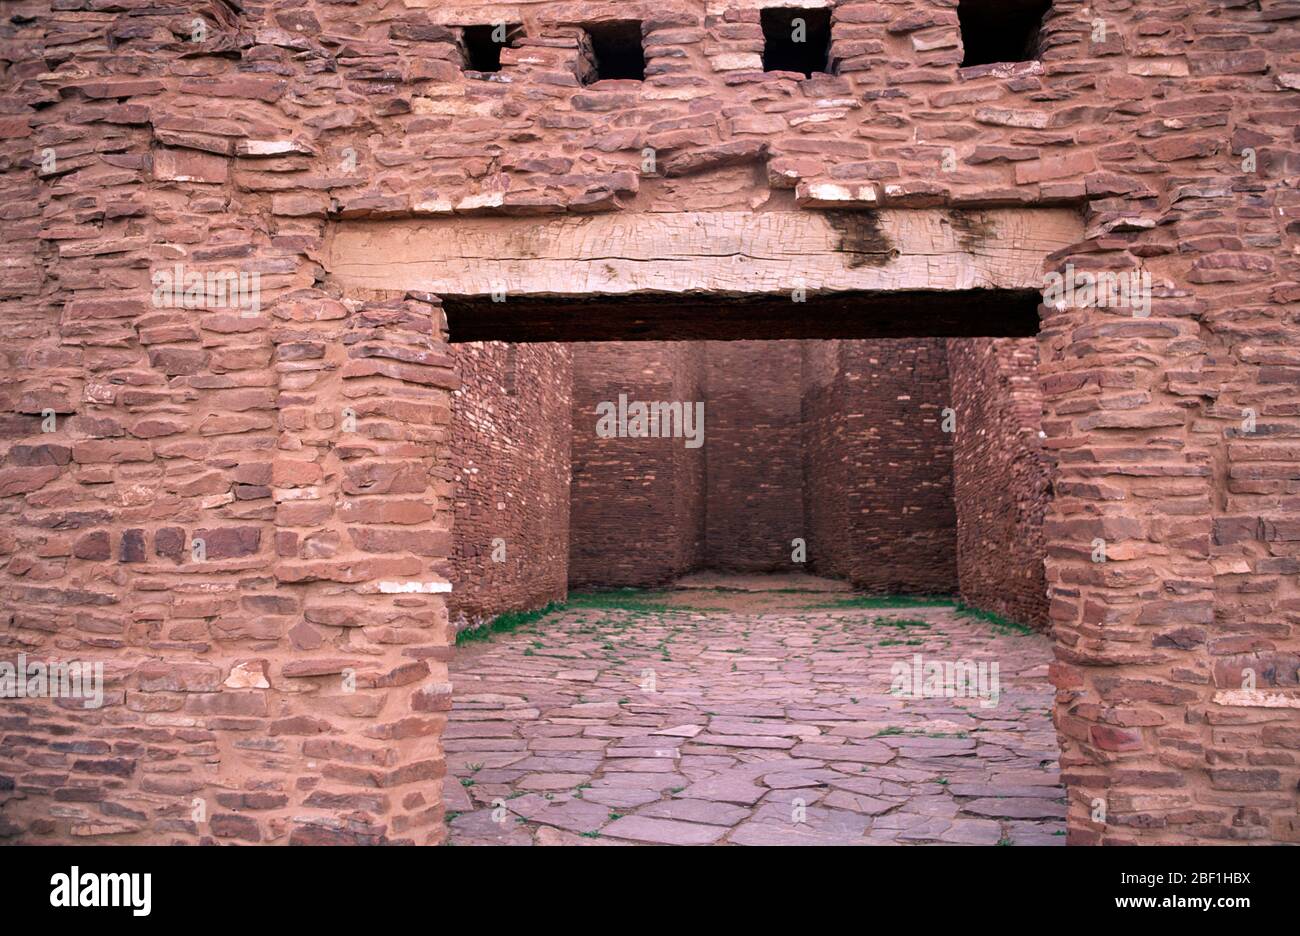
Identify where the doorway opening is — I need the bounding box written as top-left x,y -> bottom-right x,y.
323,206 -> 1081,845
444,330 -> 1060,846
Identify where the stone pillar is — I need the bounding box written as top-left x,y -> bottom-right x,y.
1041,254 -> 1220,844
269,291 -> 456,844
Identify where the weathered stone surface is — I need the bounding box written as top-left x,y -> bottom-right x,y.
449,343 -> 571,635
2,0 -> 1297,850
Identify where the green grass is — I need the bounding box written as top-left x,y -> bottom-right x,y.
661,585 -> 820,595
955,602 -> 1034,635
820,594 -> 956,610
454,588 -> 715,646
872,616 -> 932,630
565,589 -> 676,613
455,601 -> 564,646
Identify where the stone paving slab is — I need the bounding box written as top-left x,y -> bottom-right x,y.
602,815 -> 730,845
446,581 -> 1065,846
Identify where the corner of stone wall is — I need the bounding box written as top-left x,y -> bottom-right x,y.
947,337 -> 1052,630
268,290 -> 456,844
448,341 -> 572,633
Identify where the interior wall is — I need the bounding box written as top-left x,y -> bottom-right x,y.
804,339 -> 959,593
802,340 -> 853,582
567,338 -> 959,591
948,338 -> 1052,629
703,340 -> 805,571
448,342 -> 572,631
568,342 -> 706,588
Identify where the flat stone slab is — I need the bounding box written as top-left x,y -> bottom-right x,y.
936,820 -> 1004,845
637,799 -> 752,826
961,797 -> 1067,820
506,795 -> 610,834
517,772 -> 590,792
727,821 -> 867,847
652,724 -> 705,737
790,741 -> 895,764
602,816 -> 729,845
822,790 -> 898,816
448,809 -> 533,846
579,787 -> 663,809
674,772 -> 768,805
763,769 -> 846,790
535,826 -> 627,846
695,734 -> 796,749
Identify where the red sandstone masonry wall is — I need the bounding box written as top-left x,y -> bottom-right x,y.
579,338 -> 953,584
569,342 -> 705,588
703,340 -> 804,571
803,339 -> 958,593
948,338 -> 1051,630
672,342 -> 708,575
1,285 -> 456,844
449,342 -> 571,632
801,340 -> 852,581
1,0 -> 1297,846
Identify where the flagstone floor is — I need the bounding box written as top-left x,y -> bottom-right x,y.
444,576 -> 1066,846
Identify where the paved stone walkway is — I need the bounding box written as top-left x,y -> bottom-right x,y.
445,578 -> 1065,846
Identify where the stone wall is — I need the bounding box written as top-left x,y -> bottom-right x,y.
1,287 -> 456,844
948,338 -> 1051,630
703,340 -> 804,571
449,342 -> 572,632
568,342 -> 705,587
801,340 -> 853,581
1,0 -> 1297,845
571,338 -> 954,588
803,339 -> 958,592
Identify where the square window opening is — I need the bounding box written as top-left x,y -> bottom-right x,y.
761,7 -> 832,78
580,20 -> 645,84
958,0 -> 1052,67
461,23 -> 523,74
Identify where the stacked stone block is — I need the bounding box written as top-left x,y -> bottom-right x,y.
0,0 -> 1294,845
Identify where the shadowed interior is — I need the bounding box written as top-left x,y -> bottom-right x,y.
444,288 -> 1043,342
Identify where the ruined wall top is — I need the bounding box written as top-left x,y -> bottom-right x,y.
10,0 -> 1293,229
